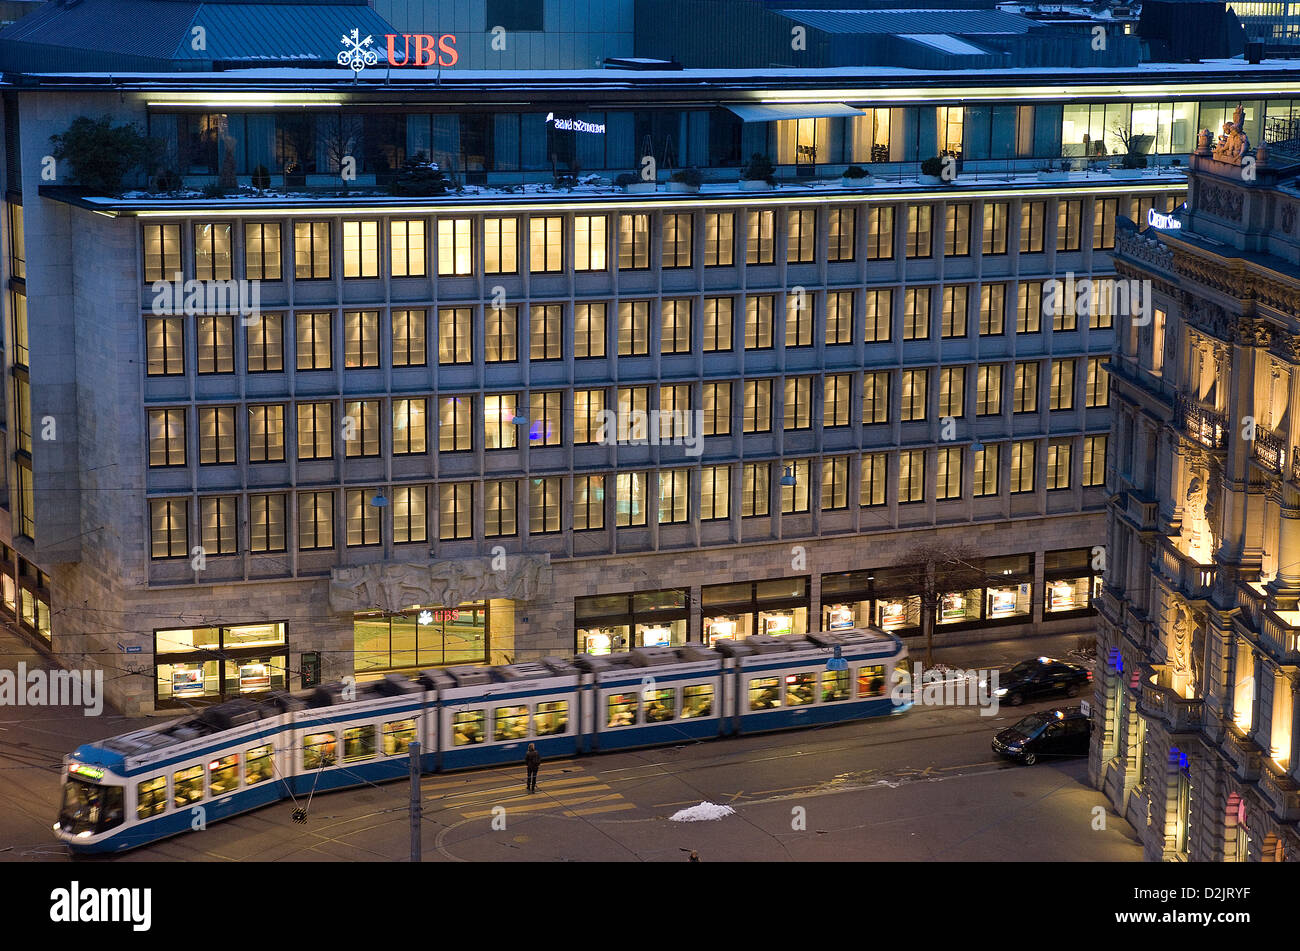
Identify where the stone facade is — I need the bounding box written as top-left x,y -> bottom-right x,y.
1096,140 -> 1300,862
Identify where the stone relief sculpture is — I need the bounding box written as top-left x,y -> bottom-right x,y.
328,554 -> 550,614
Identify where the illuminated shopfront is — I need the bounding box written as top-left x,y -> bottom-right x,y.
702,577 -> 809,646
0,545 -> 51,643
154,622 -> 288,708
574,589 -> 688,654
1043,548 -> 1102,617
354,602 -> 488,674
981,555 -> 1035,624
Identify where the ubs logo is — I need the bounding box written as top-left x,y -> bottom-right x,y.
385,33 -> 459,67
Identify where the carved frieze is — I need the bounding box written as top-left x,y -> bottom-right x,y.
328,554 -> 552,614
1233,316 -> 1273,348
1200,183 -> 1244,222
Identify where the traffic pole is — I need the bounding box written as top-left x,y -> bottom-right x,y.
409,740 -> 422,862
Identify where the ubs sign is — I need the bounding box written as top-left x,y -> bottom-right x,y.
339,30 -> 458,71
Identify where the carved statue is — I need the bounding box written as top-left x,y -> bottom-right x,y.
328,555 -> 551,614
1212,104 -> 1252,164
1171,608 -> 1190,675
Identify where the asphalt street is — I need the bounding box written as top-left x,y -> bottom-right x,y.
0,624 -> 1138,862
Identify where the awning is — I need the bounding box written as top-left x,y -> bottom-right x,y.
724,103 -> 865,122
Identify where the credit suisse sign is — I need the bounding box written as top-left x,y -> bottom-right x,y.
339,30 -> 458,71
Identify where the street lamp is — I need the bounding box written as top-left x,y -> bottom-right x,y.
370,493 -> 388,508
780,466 -> 797,487
825,645 -> 848,671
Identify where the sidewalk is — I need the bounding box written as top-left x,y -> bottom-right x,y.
908,629 -> 1096,672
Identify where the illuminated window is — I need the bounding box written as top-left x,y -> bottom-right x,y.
149,500 -> 186,558
981,202 -> 1008,255
529,216 -> 563,272
618,300 -> 650,355
392,398 -> 427,455
1017,281 -> 1042,334
247,314 -> 283,372
618,213 -> 650,269
826,291 -> 853,345
484,394 -> 519,450
1019,201 -> 1045,253
1013,362 -> 1039,413
866,206 -> 894,260
198,406 -> 235,465
702,382 -> 731,435
298,491 -> 334,551
249,493 -> 287,553
573,475 -> 605,531
530,477 -> 562,535
745,294 -> 774,350
822,456 -> 850,511
143,223 -> 181,283
900,369 -> 927,421
438,307 -> 473,365
293,221 -> 330,279
906,205 -> 932,258
1050,359 -> 1075,410
248,404 -> 285,463
746,210 -> 775,264
392,309 -> 427,367
863,371 -> 890,424
742,462 -> 770,517
342,220 -> 379,278
344,310 -> 380,368
902,288 -> 930,340
980,284 -> 1005,336
439,396 -> 472,452
146,316 -> 184,376
529,391 -> 562,447
972,444 -> 999,497
783,377 -> 813,431
148,408 -> 186,467
703,297 -> 733,351
976,365 -> 1003,416
786,208 -> 815,263
1093,198 -> 1119,250
1082,435 -> 1107,486
704,212 -> 735,266
485,305 -> 518,362
529,303 -> 563,361
1046,441 -> 1071,489
864,289 -> 892,342
574,215 -> 606,271
390,219 -> 426,277
658,469 -> 689,524
936,446 -> 962,500
200,496 -> 238,555
484,481 -> 517,538
941,286 -> 968,338
663,213 -> 693,268
295,312 -> 331,370
661,299 -> 691,354
296,402 -> 332,460
860,452 -> 887,507
616,472 -> 648,527
1010,441 -> 1035,493
194,222 -> 232,280
944,203 -> 971,256
437,218 -> 473,275
245,222 -> 281,281
1086,357 -> 1110,408
484,217 -> 518,274
439,483 -> 473,540
786,291 -> 813,347
701,466 -> 730,521
196,315 -> 234,374
573,389 -> 606,444
743,379 -> 772,433
574,302 -> 605,357
780,459 -> 811,514
1056,199 -> 1082,251
828,207 -> 855,262
898,449 -> 925,503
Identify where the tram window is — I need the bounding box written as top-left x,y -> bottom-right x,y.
494,705 -> 529,741
304,732 -> 338,769
343,725 -> 377,763
208,754 -> 240,795
452,710 -> 485,745
858,665 -> 887,697
607,693 -> 639,728
383,719 -> 417,755
173,765 -> 204,807
137,776 -> 167,819
245,744 -> 274,784
645,688 -> 676,723
534,701 -> 569,736
749,677 -> 781,710
682,684 -> 714,718
822,669 -> 850,702
786,672 -> 815,706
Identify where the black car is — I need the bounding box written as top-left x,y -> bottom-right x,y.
993,656 -> 1091,706
992,707 -> 1092,765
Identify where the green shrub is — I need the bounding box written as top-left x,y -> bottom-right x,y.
671,166 -> 703,187
49,115 -> 159,195
741,153 -> 775,183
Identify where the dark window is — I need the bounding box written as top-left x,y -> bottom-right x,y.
486,0 -> 544,31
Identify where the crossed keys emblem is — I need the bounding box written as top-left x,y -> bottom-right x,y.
338,29 -> 378,72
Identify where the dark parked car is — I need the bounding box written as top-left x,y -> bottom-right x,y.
993,656 -> 1091,706
992,707 -> 1092,765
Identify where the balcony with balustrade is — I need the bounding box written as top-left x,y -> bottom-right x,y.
1137,663 -> 1204,736
1156,537 -> 1217,603
1173,393 -> 1228,451
1253,428 -> 1285,476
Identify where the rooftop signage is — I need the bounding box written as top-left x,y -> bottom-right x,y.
545,113 -> 606,134
1147,206 -> 1183,230
340,29 -> 459,71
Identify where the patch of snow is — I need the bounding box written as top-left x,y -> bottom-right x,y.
670,801 -> 735,822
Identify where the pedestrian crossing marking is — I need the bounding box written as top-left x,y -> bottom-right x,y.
433,773 -> 601,805
564,802 -> 638,817
461,790 -> 620,820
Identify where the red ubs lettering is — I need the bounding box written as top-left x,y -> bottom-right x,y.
385,33 -> 458,67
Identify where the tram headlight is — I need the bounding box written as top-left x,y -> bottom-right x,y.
994,687 -> 1008,697
76,831 -> 92,838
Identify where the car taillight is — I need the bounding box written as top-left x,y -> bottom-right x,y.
1086,670 -> 1093,681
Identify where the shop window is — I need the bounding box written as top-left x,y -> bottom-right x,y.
858,666 -> 887,697
137,777 -> 167,819
245,745 -> 273,785
452,710 -> 485,745
823,670 -> 850,702
535,701 -> 569,736
607,693 -> 639,727
494,705 -> 529,741
786,672 -> 815,706
173,766 -> 204,808
937,590 -> 982,626
645,688 -> 676,722
208,754 -> 240,795
574,589 -> 689,653
749,677 -> 782,710
682,685 -> 714,719
303,732 -> 338,769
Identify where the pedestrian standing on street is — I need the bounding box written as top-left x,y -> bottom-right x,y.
689,850 -> 700,862
525,743 -> 541,793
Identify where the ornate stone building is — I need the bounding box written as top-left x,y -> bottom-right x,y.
1097,125 -> 1300,861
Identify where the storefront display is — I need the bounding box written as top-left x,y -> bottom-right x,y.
1044,548 -> 1100,616
702,577 -> 809,644
939,591 -> 972,623
825,604 -> 855,630
354,602 -> 488,672
155,623 -> 289,708
574,589 -> 689,653
987,583 -> 1032,619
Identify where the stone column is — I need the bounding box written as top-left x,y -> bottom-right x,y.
1267,485 -> 1300,610
1288,673 -> 1300,781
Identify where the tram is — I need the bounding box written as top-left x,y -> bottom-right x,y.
55,627 -> 909,853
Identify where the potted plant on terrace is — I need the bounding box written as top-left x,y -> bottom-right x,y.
919,155 -> 952,185
668,166 -> 703,193
740,152 -> 775,191
617,171 -> 657,194
840,165 -> 872,188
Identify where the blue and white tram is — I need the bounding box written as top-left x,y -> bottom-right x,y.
54,627 -> 908,854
